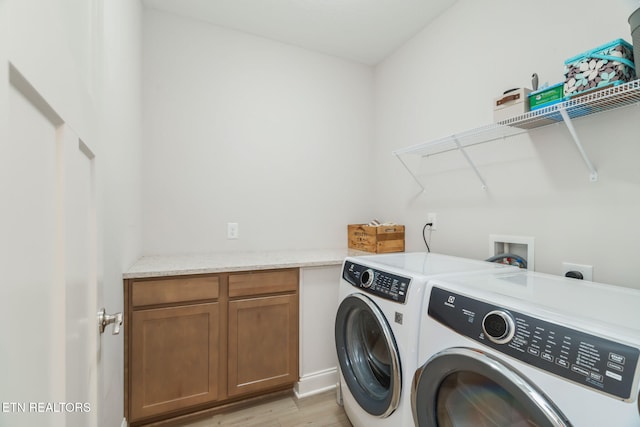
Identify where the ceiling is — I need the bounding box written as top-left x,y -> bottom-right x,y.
141,0 -> 457,65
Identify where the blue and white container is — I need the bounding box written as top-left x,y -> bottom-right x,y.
564,39 -> 636,97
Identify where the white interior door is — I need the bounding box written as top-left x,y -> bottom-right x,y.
1,65 -> 101,427
63,134 -> 100,427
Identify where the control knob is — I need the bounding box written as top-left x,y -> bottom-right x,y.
360,269 -> 375,288
482,310 -> 516,344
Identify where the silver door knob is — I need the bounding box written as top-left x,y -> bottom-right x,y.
98,308 -> 123,335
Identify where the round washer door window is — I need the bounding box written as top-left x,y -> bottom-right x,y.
335,293 -> 401,417
412,347 -> 571,427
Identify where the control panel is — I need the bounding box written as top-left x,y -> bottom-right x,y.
428,286 -> 640,401
342,260 -> 411,304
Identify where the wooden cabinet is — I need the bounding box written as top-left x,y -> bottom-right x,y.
227,270 -> 299,397
126,275 -> 222,422
130,303 -> 220,420
124,269 -> 299,426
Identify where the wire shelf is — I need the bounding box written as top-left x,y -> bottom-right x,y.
500,79 -> 640,129
394,79 -> 640,190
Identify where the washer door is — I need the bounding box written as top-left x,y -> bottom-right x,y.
412,347 -> 572,427
335,293 -> 401,417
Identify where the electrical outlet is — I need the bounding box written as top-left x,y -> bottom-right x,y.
562,262 -> 593,281
427,212 -> 437,230
227,222 -> 239,239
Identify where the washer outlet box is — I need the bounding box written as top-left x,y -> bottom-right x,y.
562,262 -> 593,281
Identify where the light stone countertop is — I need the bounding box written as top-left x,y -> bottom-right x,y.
123,248 -> 371,279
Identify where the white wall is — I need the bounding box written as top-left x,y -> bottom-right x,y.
142,9 -> 375,254
374,0 -> 640,289
0,0 -> 142,425
297,266 -> 342,397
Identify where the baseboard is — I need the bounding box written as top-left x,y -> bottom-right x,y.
294,367 -> 338,398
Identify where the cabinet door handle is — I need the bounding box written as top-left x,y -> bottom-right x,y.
98,308 -> 123,335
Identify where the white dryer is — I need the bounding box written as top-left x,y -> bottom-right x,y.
413,270 -> 640,427
334,252 -> 515,427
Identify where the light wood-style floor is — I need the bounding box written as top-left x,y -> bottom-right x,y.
180,389 -> 353,427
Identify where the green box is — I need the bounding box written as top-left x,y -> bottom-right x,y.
528,83 -> 564,110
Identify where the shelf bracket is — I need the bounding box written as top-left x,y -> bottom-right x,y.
453,136 -> 488,190
558,107 -> 598,182
395,153 -> 425,192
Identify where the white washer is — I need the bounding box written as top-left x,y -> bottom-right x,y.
413,270 -> 640,427
334,252 -> 515,427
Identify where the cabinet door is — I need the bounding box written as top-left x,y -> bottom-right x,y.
228,294 -> 299,397
130,303 -> 220,421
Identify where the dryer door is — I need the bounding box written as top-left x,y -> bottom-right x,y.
412,347 -> 571,427
335,293 -> 401,418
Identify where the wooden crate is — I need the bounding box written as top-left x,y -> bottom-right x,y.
348,224 -> 405,253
